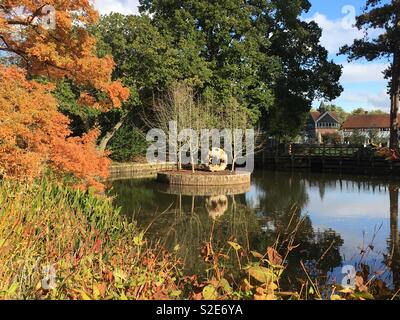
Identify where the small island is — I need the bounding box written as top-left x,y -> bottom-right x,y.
157,170 -> 251,187
156,148 -> 251,186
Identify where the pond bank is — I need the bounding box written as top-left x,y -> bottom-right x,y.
157,170 -> 251,186
109,162 -> 176,180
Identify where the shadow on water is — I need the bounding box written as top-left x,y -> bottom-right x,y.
107,170 -> 400,291
388,184 -> 400,291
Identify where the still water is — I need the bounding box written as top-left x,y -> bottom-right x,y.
107,170 -> 400,290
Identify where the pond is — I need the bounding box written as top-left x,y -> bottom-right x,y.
107,170 -> 400,292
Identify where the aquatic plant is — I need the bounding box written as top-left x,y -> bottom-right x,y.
0,179 -> 182,300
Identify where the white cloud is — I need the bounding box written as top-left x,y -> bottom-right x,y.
366,91 -> 390,110
305,12 -> 364,54
336,90 -> 390,110
305,11 -> 389,111
94,0 -> 140,15
341,62 -> 389,83
305,11 -> 382,56
308,191 -> 390,219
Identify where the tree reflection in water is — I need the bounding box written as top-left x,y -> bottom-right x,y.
387,184 -> 400,291
107,170 -> 400,292
108,178 -> 341,291
251,171 -> 343,290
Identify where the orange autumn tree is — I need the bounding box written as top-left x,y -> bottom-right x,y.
0,65 -> 109,189
0,1 -> 130,189
0,1 -> 128,108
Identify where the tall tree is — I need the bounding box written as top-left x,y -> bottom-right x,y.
139,0 -> 280,121
340,0 -> 400,150
139,0 -> 342,134
92,13 -> 210,151
252,0 -> 343,137
94,13 -> 211,91
0,65 -> 110,190
0,1 -> 129,189
0,1 -> 129,108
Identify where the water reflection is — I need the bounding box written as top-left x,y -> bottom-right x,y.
388,184 -> 400,290
206,195 -> 228,220
107,170 -> 400,290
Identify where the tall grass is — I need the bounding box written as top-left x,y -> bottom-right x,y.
0,179 -> 395,300
0,179 -> 183,300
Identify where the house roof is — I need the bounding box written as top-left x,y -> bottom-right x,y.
310,111 -> 339,123
310,111 -> 321,122
323,111 -> 339,123
342,114 -> 395,129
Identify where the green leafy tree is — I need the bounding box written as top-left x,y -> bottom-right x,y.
340,0 -> 400,150
257,0 -> 343,137
94,14 -> 205,92
351,108 -> 365,116
53,79 -> 100,136
92,13 -> 214,152
139,0 -> 280,122
139,0 -> 342,137
52,74 -> 137,152
351,107 -> 387,115
108,126 -> 149,162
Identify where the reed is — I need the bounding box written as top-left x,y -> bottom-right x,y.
0,179 -> 182,300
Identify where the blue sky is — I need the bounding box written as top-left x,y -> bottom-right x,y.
303,0 -> 391,112
94,0 -> 391,112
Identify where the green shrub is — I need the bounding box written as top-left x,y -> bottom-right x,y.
321,132 -> 341,145
108,126 -> 149,162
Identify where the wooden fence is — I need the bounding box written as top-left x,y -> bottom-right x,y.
257,144 -> 400,176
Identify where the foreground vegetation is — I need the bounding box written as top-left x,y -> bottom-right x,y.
0,178 -> 398,300
0,179 -> 182,300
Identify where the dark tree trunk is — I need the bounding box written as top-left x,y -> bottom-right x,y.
390,50 -> 400,150
97,116 -> 126,152
390,7 -> 400,150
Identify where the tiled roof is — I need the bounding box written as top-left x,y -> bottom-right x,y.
342,114 -> 396,129
310,112 -> 320,121
326,111 -> 339,122
310,111 -> 339,123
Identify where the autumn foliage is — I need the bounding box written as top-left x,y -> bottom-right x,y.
0,1 -> 130,189
0,65 -> 110,189
0,1 -> 129,109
